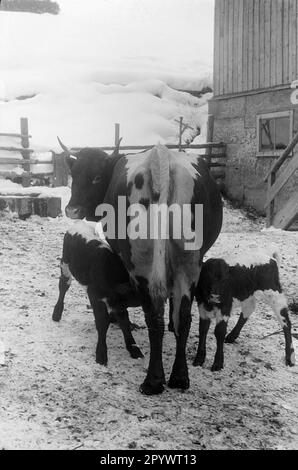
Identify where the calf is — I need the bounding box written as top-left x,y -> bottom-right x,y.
193,250 -> 296,371
52,221 -> 143,365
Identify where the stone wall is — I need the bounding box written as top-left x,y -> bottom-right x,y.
209,88 -> 298,216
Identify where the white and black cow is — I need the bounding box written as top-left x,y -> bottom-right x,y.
58,140 -> 223,394
193,250 -> 296,371
52,220 -> 143,365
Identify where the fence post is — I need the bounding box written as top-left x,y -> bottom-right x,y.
205,114 -> 214,168
20,117 -> 31,187
266,171 -> 276,227
115,123 -> 120,146
52,151 -> 69,187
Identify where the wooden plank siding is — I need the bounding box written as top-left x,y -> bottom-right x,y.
264,0 -> 271,88
248,0 -> 254,91
283,0 -> 290,84
219,0 -> 225,95
214,0 -> 298,96
253,0 -> 260,90
237,0 -> 244,93
213,0 -> 221,95
242,0 -> 249,91
289,0 -> 297,81
259,0 -> 266,87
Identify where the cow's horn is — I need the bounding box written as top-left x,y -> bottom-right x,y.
57,137 -> 71,155
111,137 -> 123,156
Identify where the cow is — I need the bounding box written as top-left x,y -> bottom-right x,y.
58,139 -> 223,394
52,220 -> 144,365
193,250 -> 296,371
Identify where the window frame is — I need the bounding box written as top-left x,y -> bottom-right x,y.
256,110 -> 293,157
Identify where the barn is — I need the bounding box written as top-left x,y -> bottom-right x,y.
209,0 -> 298,229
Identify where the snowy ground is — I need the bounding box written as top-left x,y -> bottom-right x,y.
1,202 -> 298,450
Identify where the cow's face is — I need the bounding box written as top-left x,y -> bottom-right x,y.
65,149 -> 109,221
199,258 -> 230,304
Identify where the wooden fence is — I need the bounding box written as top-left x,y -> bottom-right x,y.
71,120 -> 227,182
0,118 -> 227,187
0,117 -> 68,187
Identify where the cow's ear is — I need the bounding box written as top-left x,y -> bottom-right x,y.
92,175 -> 102,185
65,154 -> 77,170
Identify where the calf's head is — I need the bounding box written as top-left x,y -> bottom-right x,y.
197,258 -> 230,305
58,138 -> 121,221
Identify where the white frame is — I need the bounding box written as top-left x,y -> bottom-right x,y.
256,110 -> 294,157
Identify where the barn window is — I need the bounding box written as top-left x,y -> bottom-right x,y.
257,111 -> 293,157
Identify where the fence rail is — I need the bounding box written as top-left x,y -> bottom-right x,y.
72,142 -> 226,151
1,119 -> 227,187
71,143 -> 227,171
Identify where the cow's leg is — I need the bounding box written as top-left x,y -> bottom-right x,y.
168,296 -> 174,332
52,262 -> 72,322
264,290 -> 295,367
211,307 -> 230,371
193,304 -> 212,367
113,309 -> 144,359
140,297 -> 165,396
168,292 -> 193,390
109,311 -> 118,324
87,287 -> 110,366
225,296 -> 256,343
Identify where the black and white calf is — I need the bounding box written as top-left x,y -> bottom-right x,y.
193,250 -> 296,371
52,221 -> 143,365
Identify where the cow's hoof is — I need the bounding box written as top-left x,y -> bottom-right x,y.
52,314 -> 61,322
286,354 -> 295,367
168,374 -> 189,390
211,362 -> 223,372
225,334 -> 236,344
129,345 -> 144,359
139,380 -> 164,395
52,306 -> 62,322
193,354 -> 205,367
168,323 -> 174,333
96,356 -> 108,366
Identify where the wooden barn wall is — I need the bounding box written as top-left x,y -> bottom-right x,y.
214,0 -> 298,96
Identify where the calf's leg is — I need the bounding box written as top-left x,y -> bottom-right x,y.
52,262 -> 72,322
280,308 -> 296,366
113,309 -> 144,359
109,310 -> 138,330
225,296 -> 256,343
264,290 -> 295,367
88,287 -> 110,366
211,307 -> 230,371
193,304 -> 211,367
225,313 -> 247,343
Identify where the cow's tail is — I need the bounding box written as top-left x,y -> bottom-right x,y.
148,144 -> 171,302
